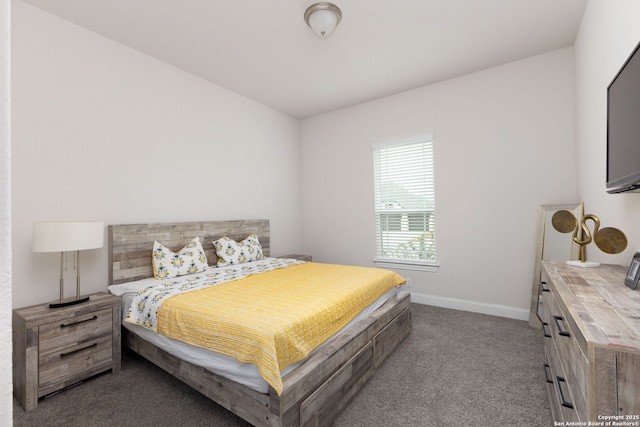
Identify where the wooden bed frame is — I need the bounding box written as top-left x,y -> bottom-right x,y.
108,220 -> 412,427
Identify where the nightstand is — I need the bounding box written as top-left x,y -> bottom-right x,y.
279,254 -> 312,261
13,292 -> 121,411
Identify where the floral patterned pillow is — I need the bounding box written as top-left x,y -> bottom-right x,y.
152,236 -> 208,279
213,234 -> 264,267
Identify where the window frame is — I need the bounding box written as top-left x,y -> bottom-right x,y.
372,134 -> 439,272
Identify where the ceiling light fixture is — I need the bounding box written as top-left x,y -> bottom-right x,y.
304,2 -> 342,39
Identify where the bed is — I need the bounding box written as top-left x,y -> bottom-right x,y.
108,219 -> 412,427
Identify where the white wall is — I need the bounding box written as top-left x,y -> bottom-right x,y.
1,0 -> 12,424
574,0 -> 640,266
11,2 -> 303,308
301,48 -> 578,318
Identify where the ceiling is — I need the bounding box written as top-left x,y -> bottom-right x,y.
22,0 -> 588,119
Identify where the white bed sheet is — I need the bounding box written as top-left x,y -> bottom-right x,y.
108,259 -> 399,394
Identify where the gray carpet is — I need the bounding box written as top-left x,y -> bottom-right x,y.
13,304 -> 552,426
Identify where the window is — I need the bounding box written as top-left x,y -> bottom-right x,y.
373,134 -> 437,271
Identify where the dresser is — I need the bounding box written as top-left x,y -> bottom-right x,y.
13,292 -> 121,410
540,261 -> 640,423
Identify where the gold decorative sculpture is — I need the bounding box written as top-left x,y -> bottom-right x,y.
551,210 -> 627,267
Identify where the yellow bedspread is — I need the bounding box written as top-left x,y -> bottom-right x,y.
156,262 -> 405,395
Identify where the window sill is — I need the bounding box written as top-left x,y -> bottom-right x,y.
373,258 -> 439,272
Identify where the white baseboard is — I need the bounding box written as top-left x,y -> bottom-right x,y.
409,291 -> 530,321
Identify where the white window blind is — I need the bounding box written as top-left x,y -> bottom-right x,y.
373,134 -> 437,270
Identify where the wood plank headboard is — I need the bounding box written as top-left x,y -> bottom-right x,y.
108,219 -> 270,285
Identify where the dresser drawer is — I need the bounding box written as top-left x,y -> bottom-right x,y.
542,291 -> 581,422
546,333 -> 580,422
38,308 -> 113,355
38,334 -> 113,396
546,282 -> 589,421
544,345 -> 564,422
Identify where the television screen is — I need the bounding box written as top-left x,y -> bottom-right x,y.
607,40 -> 640,193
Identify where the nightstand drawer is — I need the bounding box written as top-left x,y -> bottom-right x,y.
38,308 -> 113,355
38,334 -> 113,395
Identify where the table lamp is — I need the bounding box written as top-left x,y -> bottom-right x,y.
32,221 -> 104,308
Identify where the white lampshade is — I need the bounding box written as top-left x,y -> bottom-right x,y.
33,221 -> 104,253
305,3 -> 342,38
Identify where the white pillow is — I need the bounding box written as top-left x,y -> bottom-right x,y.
152,236 -> 208,279
213,234 -> 264,266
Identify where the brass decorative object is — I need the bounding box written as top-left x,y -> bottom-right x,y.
551,209 -> 578,234
551,210 -> 627,267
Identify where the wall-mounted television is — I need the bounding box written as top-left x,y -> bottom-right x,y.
607,40 -> 640,193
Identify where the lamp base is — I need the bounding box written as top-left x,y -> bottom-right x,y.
49,295 -> 90,309
567,260 -> 601,268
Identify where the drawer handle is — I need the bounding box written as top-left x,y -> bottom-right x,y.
555,376 -> 574,409
541,322 -> 552,338
553,315 -> 571,337
60,343 -> 98,358
543,363 -> 553,383
540,281 -> 550,292
60,315 -> 98,328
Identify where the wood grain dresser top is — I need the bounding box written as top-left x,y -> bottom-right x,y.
542,261 -> 640,353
